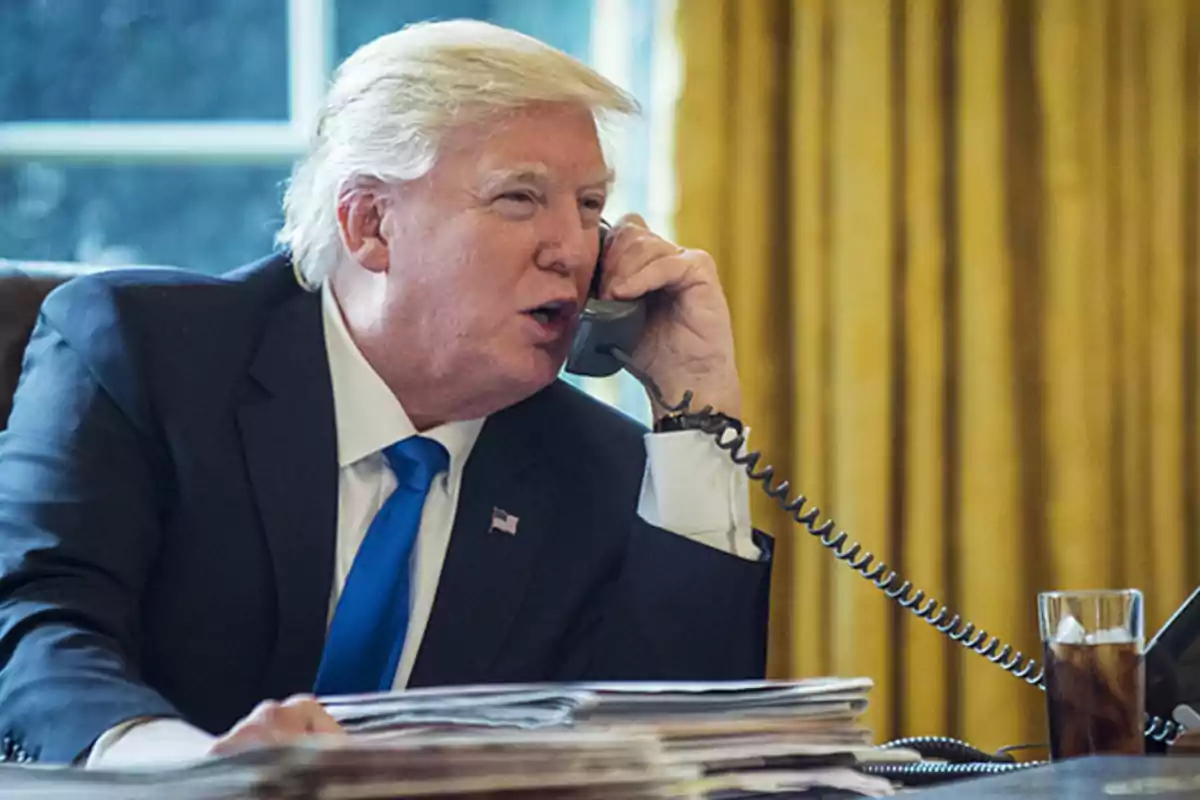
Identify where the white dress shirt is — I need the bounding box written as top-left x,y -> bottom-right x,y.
87,285 -> 756,767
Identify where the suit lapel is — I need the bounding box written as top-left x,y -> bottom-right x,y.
236,281 -> 338,697
408,395 -> 557,686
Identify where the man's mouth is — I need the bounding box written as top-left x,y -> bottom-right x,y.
525,300 -> 577,326
523,299 -> 579,340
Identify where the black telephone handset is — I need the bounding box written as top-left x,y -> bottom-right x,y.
564,221 -> 647,378
562,219 -> 1182,772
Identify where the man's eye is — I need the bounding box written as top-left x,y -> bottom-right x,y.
580,196 -> 605,212
498,191 -> 537,204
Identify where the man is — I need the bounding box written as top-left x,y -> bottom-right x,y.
0,20 -> 772,767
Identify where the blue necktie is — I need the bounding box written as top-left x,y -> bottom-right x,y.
314,436 -> 449,695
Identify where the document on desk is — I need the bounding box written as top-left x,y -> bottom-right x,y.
0,729 -> 702,799
320,677 -> 874,733
0,731 -> 903,799
0,678 -> 902,799
317,677 -> 895,797
0,755 -> 264,799
322,685 -> 592,732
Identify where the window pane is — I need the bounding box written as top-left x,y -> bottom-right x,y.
0,0 -> 288,121
335,0 -> 592,62
0,163 -> 288,274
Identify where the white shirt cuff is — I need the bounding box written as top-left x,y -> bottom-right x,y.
86,717 -> 216,769
637,426 -> 758,560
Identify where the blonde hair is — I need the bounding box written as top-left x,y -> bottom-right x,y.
277,19 -> 640,288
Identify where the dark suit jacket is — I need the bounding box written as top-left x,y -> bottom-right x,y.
0,253 -> 772,765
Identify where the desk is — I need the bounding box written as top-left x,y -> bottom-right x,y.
905,755 -> 1200,798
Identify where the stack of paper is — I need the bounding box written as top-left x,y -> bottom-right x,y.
0,729 -> 701,799
0,679 -> 910,798
323,678 -> 873,732
0,760 -> 261,800
323,685 -> 594,733
321,677 -> 905,796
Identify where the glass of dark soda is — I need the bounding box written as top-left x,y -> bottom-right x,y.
1038,589 -> 1144,760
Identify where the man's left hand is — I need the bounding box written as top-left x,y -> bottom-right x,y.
596,213 -> 742,420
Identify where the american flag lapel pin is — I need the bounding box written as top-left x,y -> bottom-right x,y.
490,507 -> 519,535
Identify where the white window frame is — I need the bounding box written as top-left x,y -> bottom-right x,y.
0,0 -> 331,162
0,0 -> 675,169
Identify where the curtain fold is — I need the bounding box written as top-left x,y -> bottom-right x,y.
675,0 -> 1200,748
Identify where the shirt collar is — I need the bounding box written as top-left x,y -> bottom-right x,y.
321,283 -> 484,471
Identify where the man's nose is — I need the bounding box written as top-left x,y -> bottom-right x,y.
535,217 -> 596,275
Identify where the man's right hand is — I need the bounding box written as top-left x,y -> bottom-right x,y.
87,695 -> 347,768
208,694 -> 346,756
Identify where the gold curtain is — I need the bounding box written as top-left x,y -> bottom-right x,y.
675,0 -> 1200,749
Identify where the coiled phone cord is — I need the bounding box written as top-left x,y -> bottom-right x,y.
860,760 -> 1040,787
611,349 -> 1183,746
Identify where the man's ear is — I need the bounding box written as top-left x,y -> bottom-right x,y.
336,178 -> 391,274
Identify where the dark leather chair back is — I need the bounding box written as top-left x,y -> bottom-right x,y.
0,260 -> 113,429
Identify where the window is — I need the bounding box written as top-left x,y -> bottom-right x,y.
0,0 -> 679,424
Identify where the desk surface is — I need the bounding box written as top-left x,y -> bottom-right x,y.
908,755 -> 1200,798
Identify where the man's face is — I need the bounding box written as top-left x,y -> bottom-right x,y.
369,103 -> 610,418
